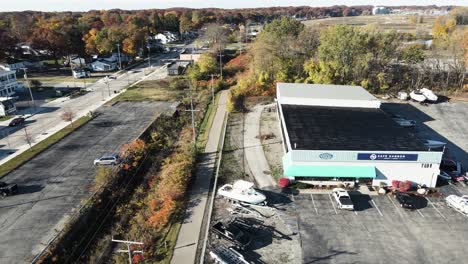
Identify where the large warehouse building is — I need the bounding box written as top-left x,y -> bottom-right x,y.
276,83 -> 444,188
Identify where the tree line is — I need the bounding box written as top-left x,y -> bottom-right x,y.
2,5 -> 451,64
228,9 -> 467,111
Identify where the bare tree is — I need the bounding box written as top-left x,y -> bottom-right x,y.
23,127 -> 33,149
61,110 -> 75,127
201,24 -> 229,54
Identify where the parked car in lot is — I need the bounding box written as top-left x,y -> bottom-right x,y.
395,192 -> 416,209
211,221 -> 251,250
0,181 -> 18,197
8,116 -> 25,127
332,188 -> 354,210
107,75 -> 117,80
93,154 -> 119,166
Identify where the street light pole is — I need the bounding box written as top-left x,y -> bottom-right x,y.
117,43 -> 122,70
105,77 -> 111,97
21,68 -> 36,114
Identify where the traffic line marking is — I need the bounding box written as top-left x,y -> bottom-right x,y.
328,194 -> 338,215
426,197 -> 447,220
371,200 -> 383,217
310,194 -> 319,215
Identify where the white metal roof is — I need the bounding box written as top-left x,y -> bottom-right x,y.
276,83 -> 381,109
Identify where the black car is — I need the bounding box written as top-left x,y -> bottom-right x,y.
211,221 -> 251,250
395,192 -> 415,209
8,117 -> 25,127
0,181 -> 18,197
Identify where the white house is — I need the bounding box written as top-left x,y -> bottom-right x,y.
154,32 -> 179,44
0,70 -> 20,97
90,60 -> 117,72
0,97 -> 16,116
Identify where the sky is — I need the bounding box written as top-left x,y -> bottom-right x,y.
0,1 -> 465,12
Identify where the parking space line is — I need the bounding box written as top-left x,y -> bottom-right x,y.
387,196 -> 404,217
328,194 -> 338,215
310,194 -> 319,215
416,208 -> 425,218
371,200 -> 383,217
426,197 -> 447,220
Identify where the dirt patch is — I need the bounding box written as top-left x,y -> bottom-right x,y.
206,111 -> 299,264
260,104 -> 284,181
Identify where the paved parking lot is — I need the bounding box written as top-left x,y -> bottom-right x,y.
0,101 -> 173,263
293,191 -> 468,264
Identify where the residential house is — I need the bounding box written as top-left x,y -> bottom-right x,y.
154,32 -> 179,44
90,60 -> 117,72
372,6 -> 390,15
0,97 -> 16,116
167,61 -> 191,76
0,70 -> 20,97
179,49 -> 206,62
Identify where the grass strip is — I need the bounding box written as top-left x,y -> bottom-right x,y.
197,93 -> 221,150
157,222 -> 183,264
0,115 -> 92,178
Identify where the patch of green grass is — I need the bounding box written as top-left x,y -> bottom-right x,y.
196,92 -> 221,150
108,80 -> 184,104
0,115 -> 92,178
0,115 -> 13,122
157,222 -> 182,264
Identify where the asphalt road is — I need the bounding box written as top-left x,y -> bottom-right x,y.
0,51 -> 178,160
0,101 -> 173,263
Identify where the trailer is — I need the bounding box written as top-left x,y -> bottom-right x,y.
209,245 -> 249,264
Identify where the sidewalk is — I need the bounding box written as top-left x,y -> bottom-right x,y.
171,90 -> 228,264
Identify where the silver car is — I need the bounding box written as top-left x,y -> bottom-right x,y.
94,154 -> 119,166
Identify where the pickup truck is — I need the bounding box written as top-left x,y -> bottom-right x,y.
0,182 -> 18,197
332,188 -> 354,210
211,221 -> 251,250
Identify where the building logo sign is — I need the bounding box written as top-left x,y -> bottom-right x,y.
358,153 -> 418,161
319,153 -> 334,160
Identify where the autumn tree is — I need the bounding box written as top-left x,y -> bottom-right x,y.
30,18 -> 68,67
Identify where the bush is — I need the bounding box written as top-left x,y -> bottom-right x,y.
169,76 -> 187,90
95,167 -> 113,186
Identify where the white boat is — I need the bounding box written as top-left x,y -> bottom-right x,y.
420,88 -> 438,102
423,140 -> 446,149
218,180 -> 267,205
446,195 -> 468,216
410,91 -> 426,102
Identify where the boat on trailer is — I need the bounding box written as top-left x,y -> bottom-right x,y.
218,180 -> 267,205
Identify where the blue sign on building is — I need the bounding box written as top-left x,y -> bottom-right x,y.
357,153 -> 418,161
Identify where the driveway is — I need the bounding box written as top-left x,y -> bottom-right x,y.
0,101 -> 173,263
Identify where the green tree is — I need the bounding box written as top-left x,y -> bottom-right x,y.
400,44 -> 425,64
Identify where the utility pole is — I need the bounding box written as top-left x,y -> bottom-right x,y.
218,50 -> 224,79
147,41 -> 151,75
21,68 -> 36,114
111,238 -> 144,264
185,84 -> 200,145
117,43 -> 122,70
211,74 -> 215,102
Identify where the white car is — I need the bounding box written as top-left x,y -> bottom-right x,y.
332,188 -> 354,210
392,118 -> 416,128
94,154 -> 119,166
